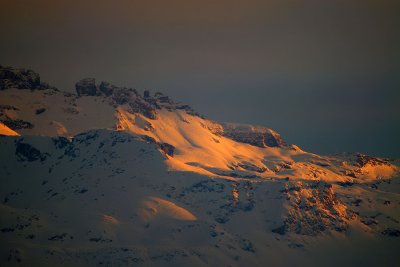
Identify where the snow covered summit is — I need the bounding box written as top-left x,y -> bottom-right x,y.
0,65 -> 399,266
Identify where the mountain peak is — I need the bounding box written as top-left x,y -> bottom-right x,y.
1,65 -> 399,266
0,65 -> 55,91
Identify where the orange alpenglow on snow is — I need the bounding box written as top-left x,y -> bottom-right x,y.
0,122 -> 19,136
0,73 -> 399,266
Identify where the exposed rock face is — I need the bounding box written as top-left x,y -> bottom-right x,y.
2,119 -> 34,130
112,87 -> 138,105
175,104 -> 202,117
355,153 -> 390,167
274,181 -> 352,235
0,65 -> 51,90
159,142 -> 175,156
382,228 -> 400,237
129,99 -> 157,119
75,78 -> 159,119
75,78 -> 97,96
220,123 -> 286,148
140,135 -> 174,156
15,141 -> 47,162
202,120 -> 224,135
35,108 -> 46,115
154,92 -> 172,104
98,81 -> 114,96
0,105 -> 34,130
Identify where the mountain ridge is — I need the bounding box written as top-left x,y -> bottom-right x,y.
0,65 -> 399,266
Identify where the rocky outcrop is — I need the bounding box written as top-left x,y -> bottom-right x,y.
128,99 -> 157,119
203,120 -> 287,149
355,153 -> 390,167
154,92 -> 172,104
75,78 -> 97,96
112,87 -> 138,105
76,78 -> 139,99
0,105 -> 33,131
98,81 -> 115,96
159,142 -> 175,156
2,119 -> 33,130
15,141 -> 47,162
75,78 -> 159,119
140,135 -> 174,156
381,228 -> 400,237
0,65 -> 52,90
274,181 -> 352,235
220,123 -> 286,148
175,104 -> 202,117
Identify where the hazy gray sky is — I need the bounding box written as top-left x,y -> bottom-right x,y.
1,0 -> 399,157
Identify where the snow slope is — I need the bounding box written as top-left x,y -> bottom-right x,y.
0,89 -> 115,137
1,87 -> 396,183
0,130 -> 399,266
0,70 -> 399,266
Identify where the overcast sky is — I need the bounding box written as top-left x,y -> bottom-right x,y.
1,0 -> 399,157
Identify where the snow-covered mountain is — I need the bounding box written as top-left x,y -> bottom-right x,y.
0,65 -> 399,266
